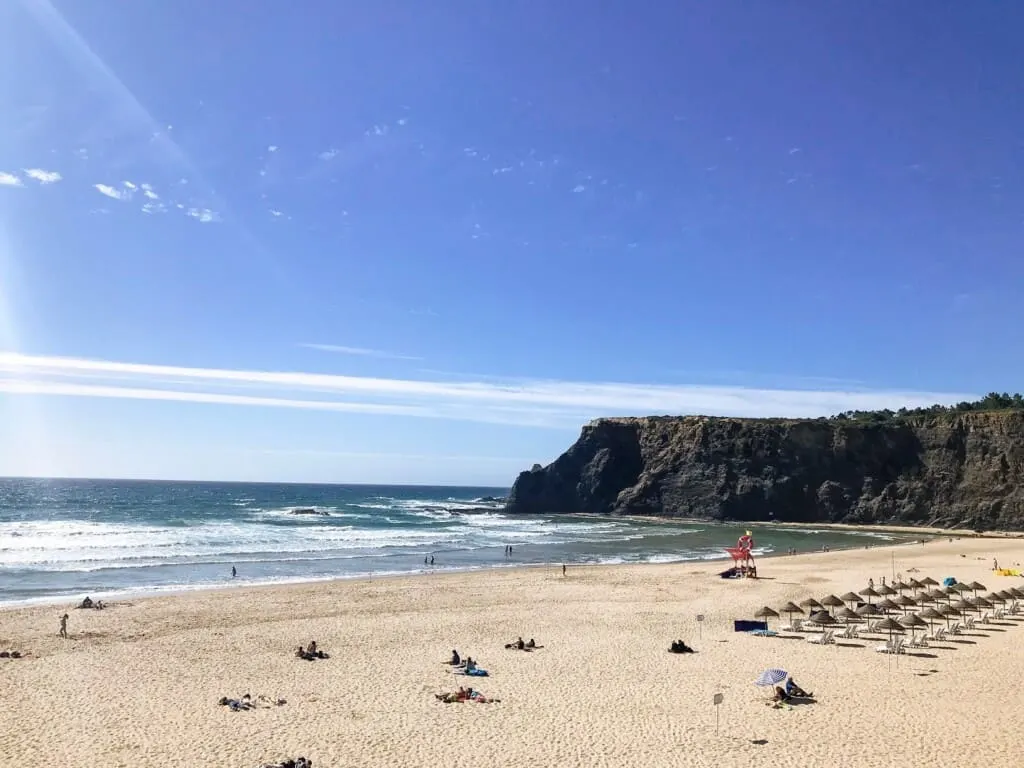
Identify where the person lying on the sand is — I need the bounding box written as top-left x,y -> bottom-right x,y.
219,694 -> 285,710
0,651 -> 23,659
669,640 -> 695,654
295,646 -> 313,660
435,686 -> 500,704
785,678 -> 812,698
505,637 -> 526,650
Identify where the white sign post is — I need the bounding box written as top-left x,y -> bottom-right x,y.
696,613 -> 705,640
713,692 -> 724,733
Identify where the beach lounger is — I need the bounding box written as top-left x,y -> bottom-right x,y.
907,635 -> 929,649
838,624 -> 859,640
977,612 -> 990,625
948,622 -> 962,635
965,615 -> 978,629
875,637 -> 905,654
749,629 -> 779,637
994,608 -> 1005,620
806,630 -> 834,645
1009,601 -> 1020,615
782,618 -> 803,633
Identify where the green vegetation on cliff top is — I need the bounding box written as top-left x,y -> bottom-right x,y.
833,391 -> 1023,424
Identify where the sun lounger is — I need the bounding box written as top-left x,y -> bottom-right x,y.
806,630 -> 834,645
782,618 -> 803,633
749,629 -> 779,637
838,624 -> 859,640
948,622 -> 962,635
875,637 -> 905,654
907,635 -> 929,649
994,608 -> 1005,620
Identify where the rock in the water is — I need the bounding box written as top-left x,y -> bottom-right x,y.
505,412 -> 1024,530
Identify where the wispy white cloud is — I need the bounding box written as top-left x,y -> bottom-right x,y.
319,148 -> 339,161
23,168 -> 62,184
269,209 -> 283,217
93,183 -> 125,200
267,145 -> 278,153
789,147 -> 802,154
0,351 -> 978,429
572,184 -> 586,193
141,201 -> 166,215
186,207 -> 220,223
300,343 -> 422,361
0,172 -> 23,187
141,183 -> 159,200
123,180 -> 137,190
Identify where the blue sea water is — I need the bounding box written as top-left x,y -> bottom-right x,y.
0,478 -> 919,605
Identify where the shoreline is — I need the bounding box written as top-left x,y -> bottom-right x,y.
0,529 -> 940,613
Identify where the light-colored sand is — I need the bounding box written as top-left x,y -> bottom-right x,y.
2,538 -> 1023,768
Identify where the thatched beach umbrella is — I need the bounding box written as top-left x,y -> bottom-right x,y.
856,603 -> 881,620
820,595 -> 845,614
894,595 -> 917,613
968,581 -> 987,595
840,591 -> 862,607
1010,587 -> 1024,600
899,613 -> 928,643
953,599 -> 976,613
984,592 -> 1006,605
921,577 -> 940,587
936,603 -> 960,627
808,610 -> 838,626
907,578 -> 924,591
918,606 -> 944,635
754,606 -> 780,629
834,606 -> 860,623
779,601 -> 804,624
969,596 -> 994,610
858,586 -> 880,603
875,616 -> 906,647
800,598 -> 824,611
996,589 -> 1014,600
926,588 -> 947,602
877,584 -> 898,598
877,598 -> 900,613
892,580 -> 910,593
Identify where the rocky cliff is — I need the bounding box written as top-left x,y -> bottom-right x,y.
506,412 -> 1024,530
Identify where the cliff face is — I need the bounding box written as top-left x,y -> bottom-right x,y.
506,412 -> 1024,530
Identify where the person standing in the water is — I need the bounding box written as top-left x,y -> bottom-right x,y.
430,555 -> 435,565
231,566 -> 236,578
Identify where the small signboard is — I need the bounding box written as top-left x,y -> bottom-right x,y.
713,692 -> 724,733
696,613 -> 705,639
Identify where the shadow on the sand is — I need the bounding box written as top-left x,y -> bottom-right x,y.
775,635 -> 807,641
927,645 -> 958,651
834,642 -> 865,649
947,638 -> 977,644
904,651 -> 938,659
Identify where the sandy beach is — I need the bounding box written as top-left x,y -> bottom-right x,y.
2,537 -> 1023,768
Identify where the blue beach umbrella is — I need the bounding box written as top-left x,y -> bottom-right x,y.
755,668 -> 787,687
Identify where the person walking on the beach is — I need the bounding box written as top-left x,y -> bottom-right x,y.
430,555 -> 435,565
231,566 -> 236,578
58,613 -> 68,639
562,564 -> 566,577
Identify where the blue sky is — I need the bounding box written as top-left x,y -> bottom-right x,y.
0,1 -> 1021,485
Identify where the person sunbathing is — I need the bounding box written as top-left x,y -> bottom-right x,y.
785,678 -> 812,698
464,657 -> 476,672
669,640 -> 695,654
295,646 -> 313,660
526,638 -> 536,649
505,637 -> 526,650
449,649 -> 461,666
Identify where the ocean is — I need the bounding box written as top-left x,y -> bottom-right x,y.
0,478 -> 920,605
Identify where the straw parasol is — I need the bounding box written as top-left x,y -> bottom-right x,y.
969,596 -> 994,610
918,606 -> 944,635
996,590 -> 1015,601
834,606 -> 860,623
936,603 -> 960,626
779,601 -> 804,623
1010,587 -> 1024,600
754,606 -> 780,629
894,595 -> 917,612
800,598 -> 824,611
891,580 -> 910,593
968,581 -> 987,595
808,610 -> 838,626
840,592 -> 862,607
875,616 -> 906,648
953,599 -> 976,613
926,588 -> 947,602
899,613 -> 928,642
921,577 -> 939,587
820,595 -> 846,613
876,598 -> 900,613
907,577 -> 923,591
984,592 -> 1006,604
858,586 -> 880,603
856,603 -> 881,620
877,584 -> 898,598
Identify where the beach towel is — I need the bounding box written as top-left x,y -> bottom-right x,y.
454,668 -> 489,677
943,577 -> 957,586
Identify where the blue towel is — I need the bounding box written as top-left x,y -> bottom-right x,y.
455,668 -> 489,677
734,620 -> 768,633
